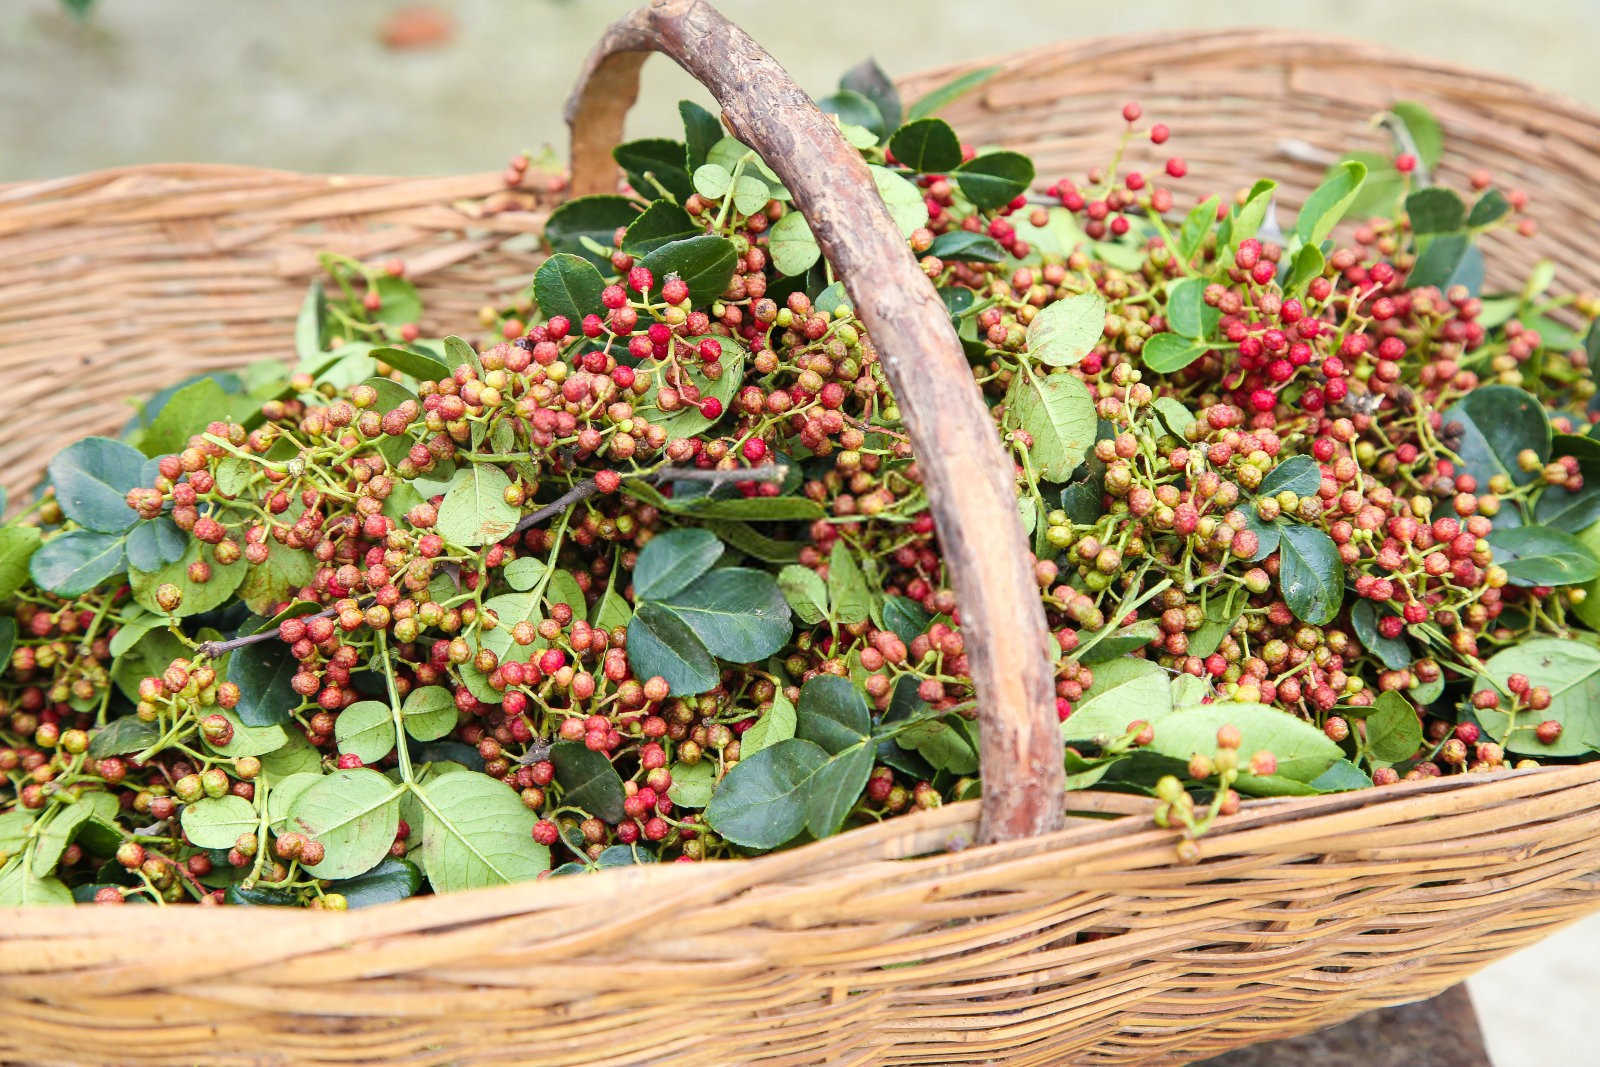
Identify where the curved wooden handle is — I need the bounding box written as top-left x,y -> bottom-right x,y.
565,0 -> 1063,844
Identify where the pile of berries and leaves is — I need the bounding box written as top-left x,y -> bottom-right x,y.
4,62 -> 1600,909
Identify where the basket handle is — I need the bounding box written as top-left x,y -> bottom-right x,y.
565,0 -> 1063,844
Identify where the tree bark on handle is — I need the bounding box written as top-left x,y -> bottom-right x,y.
565,0 -> 1064,844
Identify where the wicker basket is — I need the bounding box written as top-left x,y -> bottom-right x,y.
4,4 -> 1600,1064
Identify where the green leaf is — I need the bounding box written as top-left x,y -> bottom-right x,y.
87,715 -> 160,758
501,557 -> 545,592
667,760 -> 715,808
286,768 -> 401,880
0,522 -> 40,602
259,731 -> 323,778
125,517 -> 186,572
613,138 -> 693,202
1391,101 -> 1443,170
0,617 -> 14,670
435,463 -> 519,548
1062,657 -> 1173,741
334,700 -> 397,765
1258,454 -> 1322,497
778,564 -> 828,624
622,200 -> 700,256
1165,278 -> 1217,340
867,165 -> 929,235
882,594 -> 932,644
1366,690 -> 1424,763
656,568 -> 791,662
660,493 -> 823,523
110,625 -> 187,702
1294,160 -> 1367,247
371,276 -> 421,327
1176,195 -> 1221,262
129,538 -> 246,617
419,771 -> 546,893
740,691 -> 796,757
139,378 -> 230,459
1468,189 -> 1511,228
551,741 -> 626,822
1350,599 -> 1412,671
906,65 -> 998,121
1535,485 -> 1600,534
1003,370 -> 1096,481
227,638 -> 300,727
704,737 -> 826,849
49,437 -> 144,531
888,117 -> 962,172
1278,523 -> 1344,625
30,801 -> 91,877
1152,701 -> 1342,784
369,345 -> 450,382
544,195 -> 638,268
679,100 -> 722,169
954,151 -> 1034,212
1284,242 -> 1325,294
295,281 -> 326,359
1487,526 -> 1600,586
0,811 -> 33,856
794,675 -> 874,838
633,527 -> 723,600
532,252 -> 605,325
30,530 -> 126,597
637,334 -> 747,440
703,520 -> 803,563
1407,232 -> 1471,289
768,210 -> 821,276
1027,291 -> 1105,367
1335,152 -> 1405,219
692,162 -> 732,199
926,230 -> 1006,263
236,539 -> 315,615
1189,586 -> 1246,659
640,235 -> 738,306
204,710 -> 290,759
840,57 -> 902,131
332,856 -> 422,909
1405,186 -> 1466,234
826,541 -> 872,625
1140,332 -> 1208,374
1441,385 -> 1550,487
590,580 -> 632,633
0,860 -> 73,907
443,335 -> 478,371
401,685 -> 457,743
817,89 -> 885,141
1230,180 -> 1277,248
180,795 -> 258,850
1311,759 -> 1373,792
626,601 -> 718,695
1474,639 -> 1600,756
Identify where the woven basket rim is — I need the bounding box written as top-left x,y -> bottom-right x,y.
6,763 -> 1595,933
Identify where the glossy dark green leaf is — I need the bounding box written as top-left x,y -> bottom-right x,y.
544,195 -> 639,268
1366,691 -> 1424,763
633,527 -> 723,600
0,617 -> 13,674
840,56 -> 902,132
532,252 -> 606,325
926,230 -> 1005,263
125,517 -> 185,572
1258,454 -> 1322,497
370,345 -> 451,383
1405,186 -> 1466,234
49,437 -> 144,532
1487,525 -> 1600,586
1277,523 -> 1343,625
906,65 -> 998,121
331,856 -> 422,908
656,568 -> 792,663
621,200 -> 700,256
1294,160 -> 1366,247
225,884 -> 297,907
1350,599 -> 1412,671
87,716 -> 161,758
29,530 -> 126,596
1467,188 -> 1510,228
227,637 -> 301,727
640,235 -> 738,306
613,138 -> 693,202
679,100 -> 722,169
816,89 -> 885,141
1079,618 -> 1161,665
626,601 -> 718,695
551,741 -> 627,823
888,117 -> 961,172
1535,485 -> 1600,533
1310,759 -> 1374,792
704,738 -> 826,849
792,675 -> 875,838
882,594 -> 932,644
705,520 -> 802,564
1440,385 -> 1550,487
1187,586 -> 1246,660
953,151 -> 1034,211
662,494 -> 823,523
1140,332 -> 1208,373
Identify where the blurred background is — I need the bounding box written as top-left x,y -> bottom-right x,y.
4,2 -> 1599,1063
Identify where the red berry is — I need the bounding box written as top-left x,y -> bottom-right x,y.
1121,101 -> 1142,122
1149,123 -> 1170,144
698,397 -> 723,419
628,266 -> 654,293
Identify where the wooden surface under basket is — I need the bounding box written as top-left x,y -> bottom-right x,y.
4,24 -> 1600,1066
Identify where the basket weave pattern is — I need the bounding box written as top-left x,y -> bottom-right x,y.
3,25 -> 1600,1066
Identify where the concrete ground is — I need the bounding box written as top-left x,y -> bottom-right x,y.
4,2 -> 1599,1063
